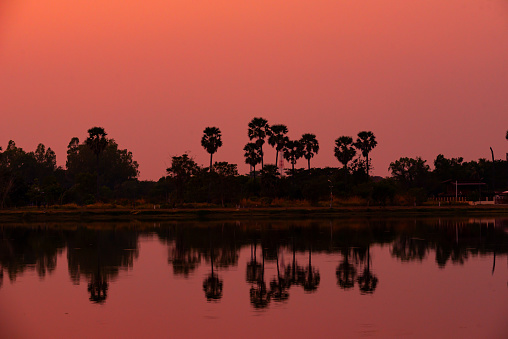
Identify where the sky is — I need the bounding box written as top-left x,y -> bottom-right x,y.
1,0 -> 507,180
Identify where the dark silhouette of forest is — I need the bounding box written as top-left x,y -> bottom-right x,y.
0,122 -> 507,208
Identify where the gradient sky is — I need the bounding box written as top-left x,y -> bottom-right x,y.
1,0 -> 507,180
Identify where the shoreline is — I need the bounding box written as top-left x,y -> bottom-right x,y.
1,205 -> 508,222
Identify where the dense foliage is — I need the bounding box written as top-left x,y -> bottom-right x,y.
0,125 -> 507,208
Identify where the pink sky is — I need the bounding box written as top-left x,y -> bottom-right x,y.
1,0 -> 507,180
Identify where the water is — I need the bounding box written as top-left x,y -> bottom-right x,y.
0,218 -> 507,338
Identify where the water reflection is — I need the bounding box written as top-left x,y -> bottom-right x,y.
66,226 -> 139,303
0,218 -> 507,307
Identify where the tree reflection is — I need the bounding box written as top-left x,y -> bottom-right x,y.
67,227 -> 138,304
269,248 -> 290,302
391,236 -> 427,262
249,244 -> 270,308
357,246 -> 378,294
203,244 -> 223,301
246,243 -> 262,283
168,242 -> 201,277
299,247 -> 320,292
336,247 -> 357,290
0,226 -> 64,284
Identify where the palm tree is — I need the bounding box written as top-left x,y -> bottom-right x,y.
354,131 -> 377,177
283,140 -> 303,175
248,117 -> 270,168
244,142 -> 262,178
300,133 -> 319,170
201,127 -> 223,172
334,136 -> 357,187
85,127 -> 108,199
334,136 -> 356,169
267,124 -> 289,166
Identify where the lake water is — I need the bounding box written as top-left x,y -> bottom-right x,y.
0,218 -> 507,338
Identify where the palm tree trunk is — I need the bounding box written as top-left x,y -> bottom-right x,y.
210,153 -> 213,172
260,146 -> 264,169
308,158 -> 311,170
96,155 -> 100,201
366,155 -> 369,177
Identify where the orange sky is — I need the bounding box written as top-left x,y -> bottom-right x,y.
1,0 -> 508,179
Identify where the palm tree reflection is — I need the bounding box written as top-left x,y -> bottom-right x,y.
357,246 -> 378,294
249,244 -> 270,308
299,247 -> 320,292
336,247 -> 357,290
269,248 -> 290,302
203,235 -> 223,301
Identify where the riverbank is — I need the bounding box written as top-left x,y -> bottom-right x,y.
1,204 -> 508,222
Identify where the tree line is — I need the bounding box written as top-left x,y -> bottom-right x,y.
0,122 -> 507,207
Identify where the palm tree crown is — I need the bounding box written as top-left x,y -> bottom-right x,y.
283,140 -> 304,174
201,127 -> 223,171
267,124 -> 289,166
244,142 -> 262,178
354,131 -> 377,177
248,117 -> 270,168
334,136 -> 356,169
85,127 -> 108,158
300,133 -> 319,170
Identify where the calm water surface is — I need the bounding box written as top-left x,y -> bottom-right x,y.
0,218 -> 507,338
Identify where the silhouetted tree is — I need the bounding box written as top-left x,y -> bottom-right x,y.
166,154 -> 199,203
248,117 -> 270,168
267,124 -> 289,166
354,131 -> 377,177
85,127 -> 108,199
283,140 -> 303,175
244,142 -> 262,178
201,127 -> 222,172
300,133 -> 319,170
389,157 -> 430,189
334,136 -> 357,188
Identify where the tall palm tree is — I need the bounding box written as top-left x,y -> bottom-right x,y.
283,140 -> 303,175
300,133 -> 319,170
334,136 -> 357,187
85,127 -> 108,200
267,124 -> 289,166
201,127 -> 223,172
244,142 -> 262,178
334,136 -> 356,169
354,131 -> 377,177
248,117 -> 270,169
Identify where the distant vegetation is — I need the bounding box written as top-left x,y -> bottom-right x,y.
0,123 -> 507,208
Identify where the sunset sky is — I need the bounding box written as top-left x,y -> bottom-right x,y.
1,0 -> 507,180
